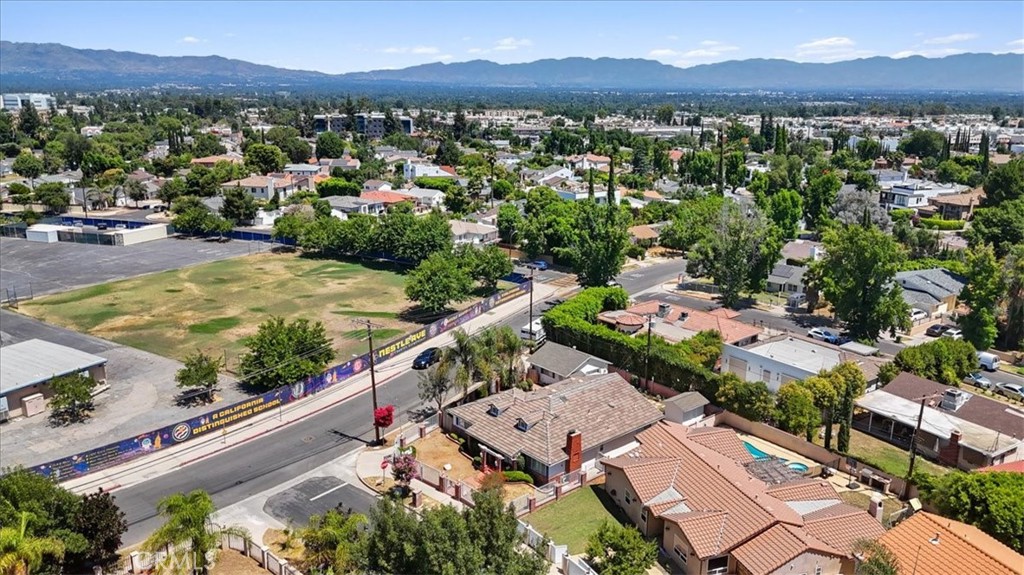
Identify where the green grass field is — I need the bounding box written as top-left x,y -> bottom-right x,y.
525,485 -> 629,554
20,253 -> 416,369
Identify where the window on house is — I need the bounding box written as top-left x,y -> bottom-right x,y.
707,556 -> 729,575
673,546 -> 687,564
453,416 -> 467,430
640,508 -> 648,523
814,567 -> 822,575
762,369 -> 772,381
516,419 -> 530,432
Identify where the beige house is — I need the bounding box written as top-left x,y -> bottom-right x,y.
1,339 -> 107,420
603,422 -> 885,575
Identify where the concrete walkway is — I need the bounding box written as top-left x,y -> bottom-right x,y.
63,281 -> 560,496
354,443 -> 465,511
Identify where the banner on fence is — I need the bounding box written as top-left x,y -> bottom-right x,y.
32,281 -> 532,481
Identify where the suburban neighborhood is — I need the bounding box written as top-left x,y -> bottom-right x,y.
1,4 -> 1023,575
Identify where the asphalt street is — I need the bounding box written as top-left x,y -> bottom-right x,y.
112,259 -> 686,545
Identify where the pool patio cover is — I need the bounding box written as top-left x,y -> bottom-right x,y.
0,339 -> 107,395
855,390 -> 1021,457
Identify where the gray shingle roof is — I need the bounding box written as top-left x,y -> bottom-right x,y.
664,391 -> 710,412
527,341 -> 604,378
1,339 -> 107,394
895,268 -> 966,302
446,373 -> 662,466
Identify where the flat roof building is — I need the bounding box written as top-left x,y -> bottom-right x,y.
0,339 -> 107,420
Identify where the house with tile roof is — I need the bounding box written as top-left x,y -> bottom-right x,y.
600,300 -> 762,347
854,372 -> 1024,470
444,373 -> 662,484
877,512 -> 1023,575
602,421 -> 886,575
221,175 -> 298,201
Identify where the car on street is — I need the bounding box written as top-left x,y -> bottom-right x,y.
996,383 -> 1024,401
942,328 -> 964,340
807,328 -> 839,344
964,372 -> 993,389
925,324 -> 953,337
412,347 -> 441,370
521,318 -> 545,342
527,260 -> 549,271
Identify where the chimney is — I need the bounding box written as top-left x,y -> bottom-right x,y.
565,430 -> 582,473
868,493 -> 884,523
949,429 -> 961,447
657,303 -> 671,318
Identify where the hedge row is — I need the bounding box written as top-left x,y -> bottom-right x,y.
502,470 -> 534,484
541,287 -> 721,400
918,217 -> 965,231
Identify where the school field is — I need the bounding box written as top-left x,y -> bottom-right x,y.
19,252 -> 418,370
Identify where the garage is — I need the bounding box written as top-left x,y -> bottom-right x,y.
0,339 -> 108,420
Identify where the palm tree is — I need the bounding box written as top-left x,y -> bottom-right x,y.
123,179 -> 148,208
0,511 -> 65,575
144,490 -> 250,574
475,327 -> 500,393
300,508 -> 367,574
492,325 -> 526,392
439,328 -> 484,403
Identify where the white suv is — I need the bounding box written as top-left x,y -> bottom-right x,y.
942,328 -> 964,340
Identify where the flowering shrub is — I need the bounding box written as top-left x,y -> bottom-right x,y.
374,404 -> 395,429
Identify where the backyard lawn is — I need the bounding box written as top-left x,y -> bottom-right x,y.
525,484 -> 629,554
839,490 -> 904,524
19,252 -> 416,367
813,426 -> 950,478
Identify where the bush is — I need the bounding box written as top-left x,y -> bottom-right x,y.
472,456 -> 482,469
502,470 -> 534,484
918,217 -> 965,231
480,471 -> 506,492
624,243 -> 646,260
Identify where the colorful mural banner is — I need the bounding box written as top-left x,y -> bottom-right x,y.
30,281 -> 531,482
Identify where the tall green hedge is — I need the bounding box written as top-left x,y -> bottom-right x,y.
541,287 -> 721,400
918,217 -> 965,231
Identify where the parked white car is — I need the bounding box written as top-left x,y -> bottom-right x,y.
996,383 -> 1024,401
910,308 -> 928,321
942,328 -> 963,340
807,328 -> 839,343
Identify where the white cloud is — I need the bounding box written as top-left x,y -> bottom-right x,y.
411,46 -> 440,55
649,48 -> 679,57
700,40 -> 723,47
1009,38 -> 1024,46
438,54 -> 454,61
892,47 -> 966,58
794,36 -> 872,61
651,41 -> 738,62
494,37 -> 532,51
467,47 -> 485,54
223,32 -> 237,38
382,46 -> 405,54
923,33 -> 977,45
666,34 -> 679,41
178,36 -> 203,44
797,36 -> 855,52
461,36 -> 472,41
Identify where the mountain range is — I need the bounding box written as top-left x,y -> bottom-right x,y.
2,41 -> 1022,92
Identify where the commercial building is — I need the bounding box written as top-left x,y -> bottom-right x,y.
2,93 -> 57,112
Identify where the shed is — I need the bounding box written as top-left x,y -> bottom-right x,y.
527,341 -> 609,385
0,339 -> 107,419
25,224 -> 62,243
663,391 -> 710,426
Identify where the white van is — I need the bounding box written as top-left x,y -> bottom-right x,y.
977,351 -> 1001,372
521,318 -> 545,342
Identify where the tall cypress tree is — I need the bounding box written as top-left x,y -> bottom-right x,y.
980,132 -> 990,175
607,149 -> 616,202
588,168 -> 595,200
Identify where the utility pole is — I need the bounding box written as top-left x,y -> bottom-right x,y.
528,267 -> 535,343
644,315 -> 654,391
353,318 -> 384,445
905,393 -> 941,498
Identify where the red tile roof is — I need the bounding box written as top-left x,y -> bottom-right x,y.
732,523 -> 842,575
360,191 -> 413,204
975,461 -> 1024,473
803,505 -> 886,554
765,479 -> 839,502
879,512 -> 1023,575
626,300 -> 761,345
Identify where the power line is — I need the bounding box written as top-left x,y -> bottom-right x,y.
352,318 -> 386,445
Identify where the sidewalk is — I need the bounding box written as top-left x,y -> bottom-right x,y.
63,281 -> 562,496
353,443 -> 464,511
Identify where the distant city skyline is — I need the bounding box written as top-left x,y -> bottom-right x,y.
1,1 -> 1022,74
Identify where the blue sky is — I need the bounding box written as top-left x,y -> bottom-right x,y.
1,1 -> 1022,74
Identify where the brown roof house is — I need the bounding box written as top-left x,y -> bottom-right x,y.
877,512 -> 1023,575
854,372 -> 1024,471
444,373 -> 662,484
928,187 -> 985,220
600,300 -> 762,346
602,421 -> 886,575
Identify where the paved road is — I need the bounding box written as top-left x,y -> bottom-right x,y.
113,258 -> 686,545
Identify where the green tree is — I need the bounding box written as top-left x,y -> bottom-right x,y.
191,133 -> 226,157
238,317 -> 334,391
776,382 -> 820,441
405,251 -> 473,313
361,496 -> 420,574
173,206 -> 213,235
852,540 -> 899,575
921,471 -> 1024,553
1002,244 -> 1024,349
585,520 -> 658,575
12,152 -> 43,189
803,170 -> 842,230
158,177 -> 187,206
220,186 -> 258,224
464,488 -> 548,575
813,224 -> 910,341
33,182 -> 69,214
439,328 -> 486,402
144,490 -> 250,573
315,131 -> 346,160
891,338 -> 978,386
444,185 -> 471,216
49,373 -> 96,424
244,142 -> 286,174
654,105 -> 675,125
715,374 -> 775,422
966,198 -> 1024,258
0,512 -> 65,575
175,351 -> 222,400
272,210 -> 314,243
958,244 -> 1004,350
981,157 -> 1024,207
300,507 -> 367,575
0,469 -> 85,568
491,179 -> 515,201
687,201 -> 782,308
898,129 -> 945,159
492,325 -> 526,392
472,244 -> 514,289
17,103 -> 42,140
418,365 -> 453,417
435,137 -> 462,166
497,202 -> 522,244
563,201 -> 630,287
416,504 -> 485,575
764,188 -> 803,239
72,490 -> 127,571
123,179 -> 147,208
800,373 -> 843,450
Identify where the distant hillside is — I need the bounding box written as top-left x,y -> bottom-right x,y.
1,41 -> 1022,92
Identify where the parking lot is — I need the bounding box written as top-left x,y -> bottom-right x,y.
263,476 -> 377,526
0,235 -> 255,299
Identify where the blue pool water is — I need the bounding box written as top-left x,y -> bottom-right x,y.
743,441 -> 771,460
788,462 -> 809,472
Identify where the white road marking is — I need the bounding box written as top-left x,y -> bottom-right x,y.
310,482 -> 348,501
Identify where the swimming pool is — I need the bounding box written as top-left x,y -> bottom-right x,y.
788,462 -> 809,472
743,441 -> 772,460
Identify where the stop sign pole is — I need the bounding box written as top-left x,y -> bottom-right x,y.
380,457 -> 389,484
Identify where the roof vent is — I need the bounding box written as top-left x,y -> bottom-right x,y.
941,389 -> 968,412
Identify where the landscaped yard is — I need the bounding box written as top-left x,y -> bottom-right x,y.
525,484 -> 629,555
414,431 -> 478,482
813,427 -> 950,478
838,490 -> 904,523
19,252 -> 417,367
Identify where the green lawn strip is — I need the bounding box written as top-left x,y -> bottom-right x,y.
330,310 -> 399,319
188,316 -> 242,335
32,283 -> 113,305
524,486 -> 628,554
848,429 -> 950,477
